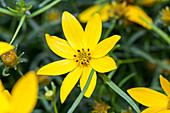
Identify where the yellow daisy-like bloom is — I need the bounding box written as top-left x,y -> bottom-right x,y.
0,71 -> 38,113
37,11 -> 120,103
127,75 -> 170,113
79,2 -> 153,29
162,6 -> 170,26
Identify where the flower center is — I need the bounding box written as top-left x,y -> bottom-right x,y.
74,48 -> 91,66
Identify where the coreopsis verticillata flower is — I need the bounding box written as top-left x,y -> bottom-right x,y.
127,75 -> 170,113
0,42 -> 18,68
0,71 -> 38,113
79,2 -> 153,29
37,11 -> 121,103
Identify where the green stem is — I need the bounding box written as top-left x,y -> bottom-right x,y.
52,100 -> 58,113
99,73 -> 140,113
0,7 -> 16,16
118,73 -> 135,87
29,0 -> 61,18
104,18 -> 116,39
68,69 -> 94,113
140,16 -> 170,45
10,15 -> 26,44
17,68 -> 23,76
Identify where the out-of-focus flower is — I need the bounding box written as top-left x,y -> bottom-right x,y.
37,11 -> 120,103
116,0 -> 136,5
0,42 -> 19,68
46,8 -> 60,22
127,75 -> 170,113
79,2 -> 153,29
92,100 -> 111,113
0,71 -> 38,113
121,107 -> 132,113
124,5 -> 153,29
38,75 -> 50,85
162,6 -> 170,26
79,3 -> 114,23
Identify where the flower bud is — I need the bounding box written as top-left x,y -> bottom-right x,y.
1,50 -> 18,68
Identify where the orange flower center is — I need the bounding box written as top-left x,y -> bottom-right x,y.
73,48 -> 91,66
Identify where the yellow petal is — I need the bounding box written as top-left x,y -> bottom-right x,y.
0,42 -> 14,55
80,66 -> 97,97
141,106 -> 167,113
45,34 -> 76,59
3,90 -> 12,101
60,66 -> 83,103
62,11 -> 84,50
157,110 -> 170,113
127,87 -> 169,107
37,59 -> 78,76
0,80 -> 4,91
11,71 -> 38,113
160,75 -> 170,97
91,35 -> 121,58
90,56 -> 117,73
125,5 -> 153,29
84,13 -> 102,51
0,91 -> 11,112
79,4 -> 113,23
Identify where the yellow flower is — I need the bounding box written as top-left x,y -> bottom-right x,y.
124,5 -> 153,29
127,75 -> 170,113
0,42 -> 19,68
92,100 -> 111,113
162,6 -> 170,26
79,2 -> 153,29
46,8 -> 60,22
37,11 -> 120,103
0,71 -> 38,113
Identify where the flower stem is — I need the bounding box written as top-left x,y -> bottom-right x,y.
10,14 -> 26,44
0,7 -> 16,16
17,68 -> 23,76
68,69 -> 94,113
104,17 -> 116,39
52,100 -> 58,113
99,73 -> 141,113
29,0 -> 61,18
140,16 -> 170,45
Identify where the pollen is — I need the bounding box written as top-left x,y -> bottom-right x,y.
74,48 -> 91,66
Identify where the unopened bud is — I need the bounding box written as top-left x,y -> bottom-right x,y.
1,50 -> 18,68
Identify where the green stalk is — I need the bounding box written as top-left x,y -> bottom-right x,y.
104,17 -> 116,39
68,69 -> 94,113
10,14 -> 26,44
17,68 -> 23,76
0,7 -> 16,16
29,0 -> 61,18
99,73 -> 141,113
52,100 -> 58,113
140,16 -> 170,45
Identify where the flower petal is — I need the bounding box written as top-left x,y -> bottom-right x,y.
80,66 -> 97,98
160,75 -> 170,97
11,71 -> 38,113
84,13 -> 102,51
0,42 -> 14,55
125,5 -> 153,29
79,4 -> 113,23
91,35 -> 121,58
60,66 -> 83,103
90,56 -> 117,73
0,91 -> 11,112
127,87 -> 169,107
141,106 -> 167,113
45,34 -> 76,59
0,80 -> 4,91
37,59 -> 78,76
62,11 -> 84,50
